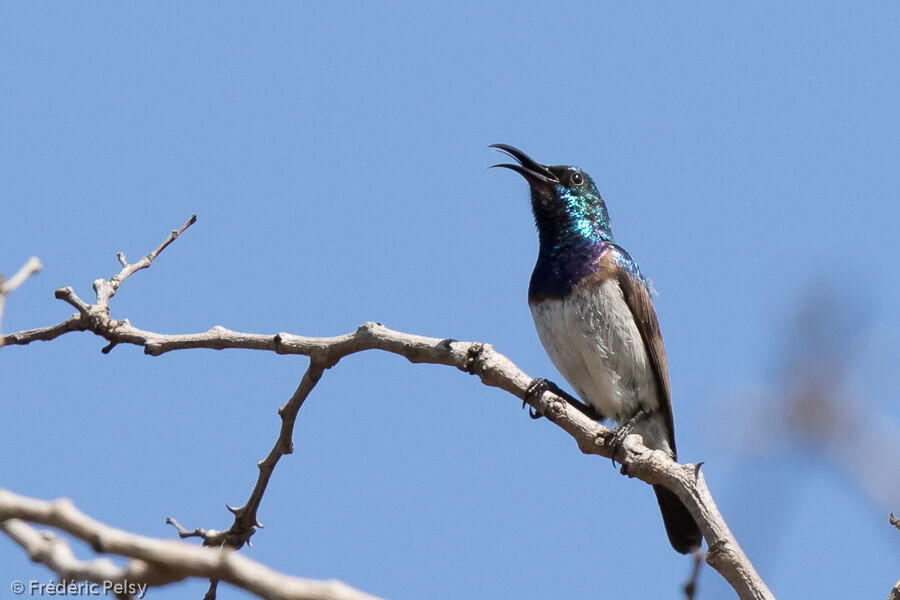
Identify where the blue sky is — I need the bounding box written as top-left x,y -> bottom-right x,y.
2,2 -> 899,599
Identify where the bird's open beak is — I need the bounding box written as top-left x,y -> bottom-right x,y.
489,143 -> 559,184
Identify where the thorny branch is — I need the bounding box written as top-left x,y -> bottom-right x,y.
165,364 -> 325,599
1,217 -> 775,600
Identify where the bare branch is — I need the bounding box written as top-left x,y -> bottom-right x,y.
0,490 -> 383,600
225,362 -> 325,544
2,218 -> 774,600
4,323 -> 772,598
1,316 -> 85,346
165,364 -> 326,600
0,256 -> 43,295
1,518 -> 161,593
94,215 -> 197,309
165,517 -> 226,543
167,364 -> 324,549
0,256 -> 43,343
2,216 -> 195,350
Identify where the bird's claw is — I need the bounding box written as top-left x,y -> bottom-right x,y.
524,377 -> 604,422
608,408 -> 649,469
523,378 -> 550,419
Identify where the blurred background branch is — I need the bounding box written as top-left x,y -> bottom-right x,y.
0,490 -> 382,600
0,256 -> 42,345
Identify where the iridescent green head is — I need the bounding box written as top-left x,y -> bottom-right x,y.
490,144 -> 613,250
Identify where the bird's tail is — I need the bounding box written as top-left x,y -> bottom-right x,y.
653,484 -> 702,554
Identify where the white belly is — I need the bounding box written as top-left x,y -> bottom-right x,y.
529,279 -> 660,423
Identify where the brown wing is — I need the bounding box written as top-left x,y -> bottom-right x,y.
615,264 -> 677,456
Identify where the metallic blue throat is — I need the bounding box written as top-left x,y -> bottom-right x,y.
528,238 -> 608,301
528,240 -> 650,302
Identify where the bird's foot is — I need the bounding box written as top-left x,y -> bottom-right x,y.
608,408 -> 649,471
523,378 -> 550,419
524,378 -> 602,421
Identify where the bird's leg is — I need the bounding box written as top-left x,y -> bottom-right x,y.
609,408 -> 649,470
523,378 -> 549,419
524,378 -> 602,421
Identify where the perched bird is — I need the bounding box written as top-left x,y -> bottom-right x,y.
491,143 -> 702,554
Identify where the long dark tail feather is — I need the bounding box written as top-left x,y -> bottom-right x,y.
653,484 -> 702,554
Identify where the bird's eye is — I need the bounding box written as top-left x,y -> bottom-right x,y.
571,172 -> 584,186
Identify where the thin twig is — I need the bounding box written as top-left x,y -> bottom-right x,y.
227,363 -> 325,542
166,363 -> 324,551
0,256 -> 43,343
165,364 -> 325,600
165,517 -> 222,542
94,214 -> 196,309
0,256 -> 43,295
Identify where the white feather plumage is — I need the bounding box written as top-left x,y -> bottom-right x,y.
529,278 -> 672,455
